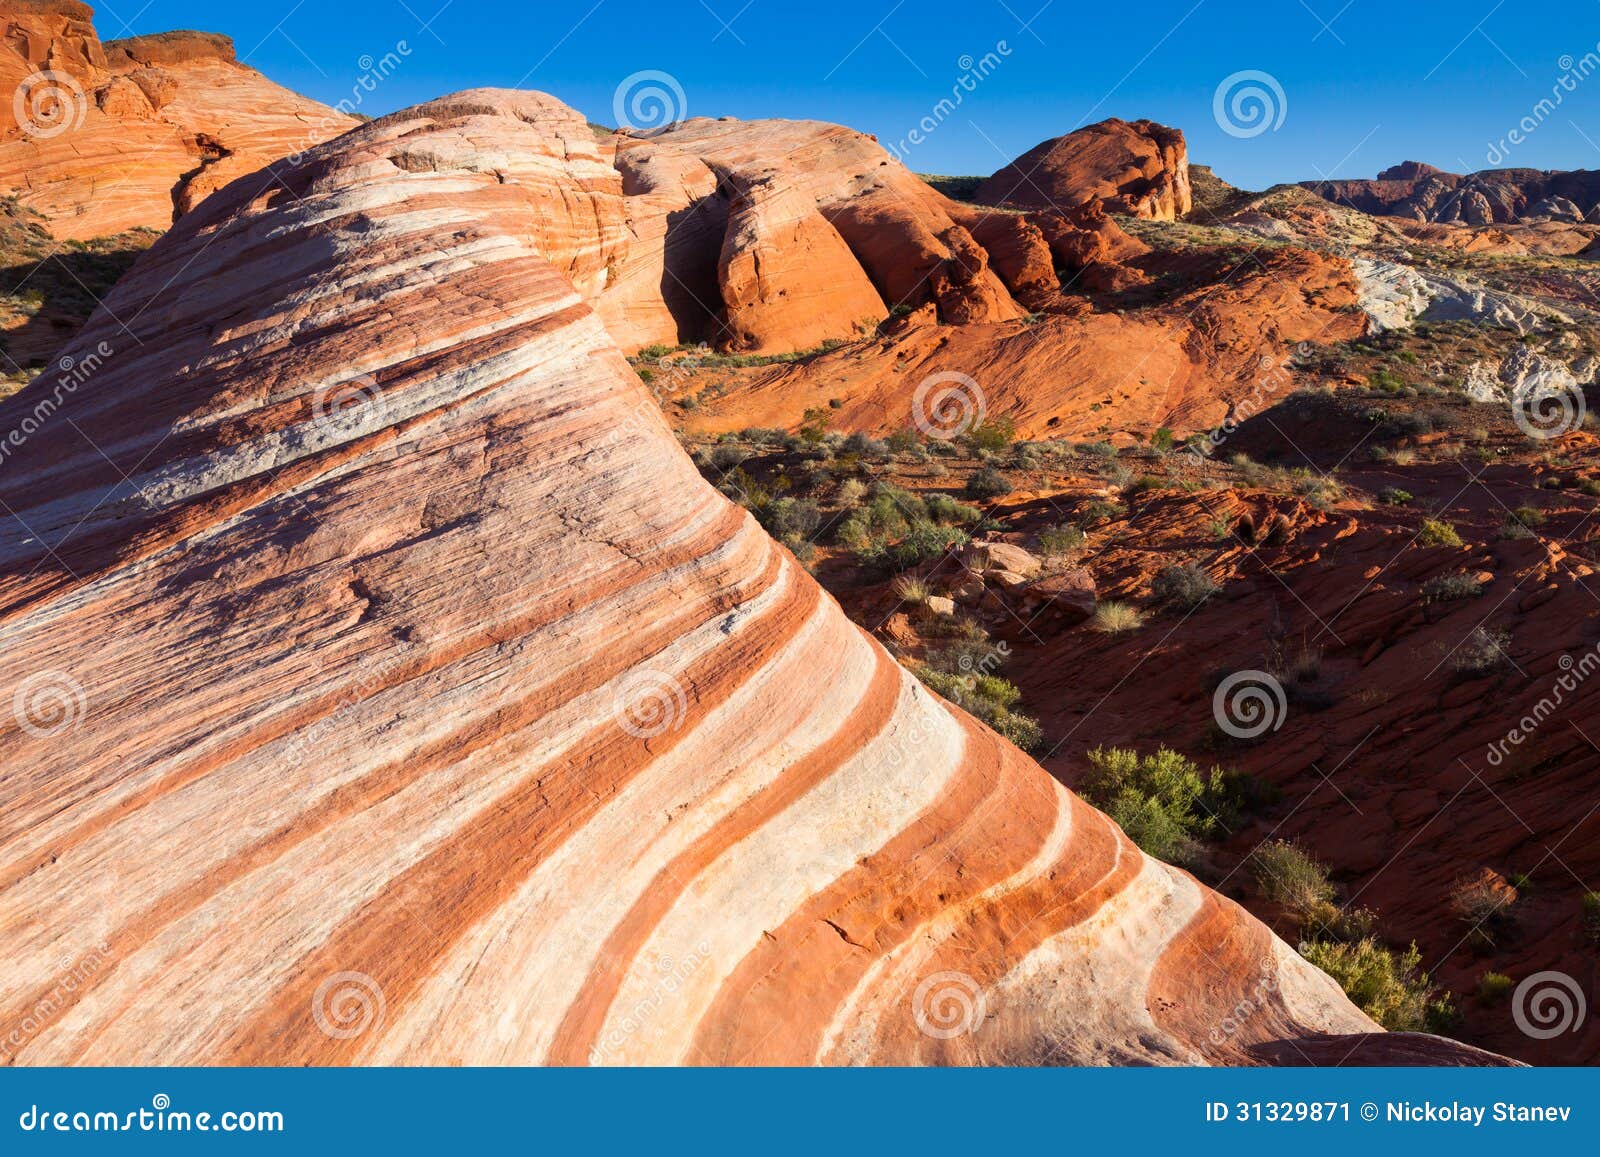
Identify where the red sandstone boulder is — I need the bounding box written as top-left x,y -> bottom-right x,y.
975,118 -> 1192,220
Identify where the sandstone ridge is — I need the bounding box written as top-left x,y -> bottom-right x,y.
0,88 -> 1498,1066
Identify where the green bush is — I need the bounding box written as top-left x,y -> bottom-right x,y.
1081,499 -> 1126,524
1478,972 -> 1513,1002
963,467 -> 1014,501
1090,601 -> 1143,634
1378,487 -> 1413,506
1417,519 -> 1463,547
963,416 -> 1017,452
1079,747 -> 1255,866
1299,939 -> 1454,1034
1037,524 -> 1085,557
916,634 -> 1043,752
1583,893 -> 1600,944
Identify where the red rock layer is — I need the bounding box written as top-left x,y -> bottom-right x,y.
974,118 -> 1192,220
0,2 -> 358,238
596,117 -> 1045,353
0,88 -> 1487,1066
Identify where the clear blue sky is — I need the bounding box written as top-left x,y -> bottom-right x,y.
109,0 -> 1600,189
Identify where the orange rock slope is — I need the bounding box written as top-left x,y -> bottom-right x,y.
0,1 -> 358,238
0,89 -> 1495,1066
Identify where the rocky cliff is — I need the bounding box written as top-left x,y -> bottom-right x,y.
0,88 -> 1485,1066
0,1 -> 358,238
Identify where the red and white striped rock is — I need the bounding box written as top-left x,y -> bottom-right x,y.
0,4 -> 357,238
0,89 -> 1478,1066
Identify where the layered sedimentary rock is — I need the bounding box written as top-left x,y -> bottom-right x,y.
0,88 -> 1466,1066
974,118 -> 1192,220
597,116 -> 1040,353
0,2 -> 358,238
1308,161 -> 1600,227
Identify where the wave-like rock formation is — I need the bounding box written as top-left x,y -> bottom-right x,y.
974,118 -> 1192,220
0,89 -> 1496,1066
0,1 -> 358,238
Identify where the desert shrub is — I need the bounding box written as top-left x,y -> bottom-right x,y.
1422,572 -> 1482,602
1583,893 -> 1600,944
963,467 -> 1014,501
836,484 -> 974,570
1127,474 -> 1167,494
1151,427 -> 1176,452
1478,972 -> 1513,1002
1451,875 -> 1513,933
1416,518 -> 1462,547
892,574 -> 933,605
1378,487 -> 1413,506
709,444 -> 751,470
1298,939 -> 1454,1033
890,521 -> 968,569
1453,627 -> 1512,676
915,634 -> 1042,752
1079,747 -> 1258,866
924,494 -> 982,524
1090,601 -> 1143,634
836,477 -> 870,507
1080,440 -> 1118,458
1253,840 -> 1335,914
1499,519 -> 1536,541
1081,499 -> 1126,524
1150,563 -> 1219,609
963,416 -> 1016,452
757,497 -> 821,543
1511,505 -> 1547,527
840,431 -> 890,460
1037,523 -> 1085,558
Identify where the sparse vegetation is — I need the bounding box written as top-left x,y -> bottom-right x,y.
1150,563 -> 1219,610
1417,519 -> 1463,548
1478,972 -> 1513,1003
1453,627 -> 1513,676
963,466 -> 1014,501
1378,487 -> 1413,506
1079,746 -> 1261,866
1422,572 -> 1483,603
1090,600 -> 1143,634
1298,939 -> 1455,1034
1037,523 -> 1085,558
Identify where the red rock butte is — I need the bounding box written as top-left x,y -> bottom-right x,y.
0,89 -> 1509,1066
974,117 -> 1192,221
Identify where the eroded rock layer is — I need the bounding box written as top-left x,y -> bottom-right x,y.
974,118 -> 1192,220
0,1 -> 358,238
0,89 -> 1481,1066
